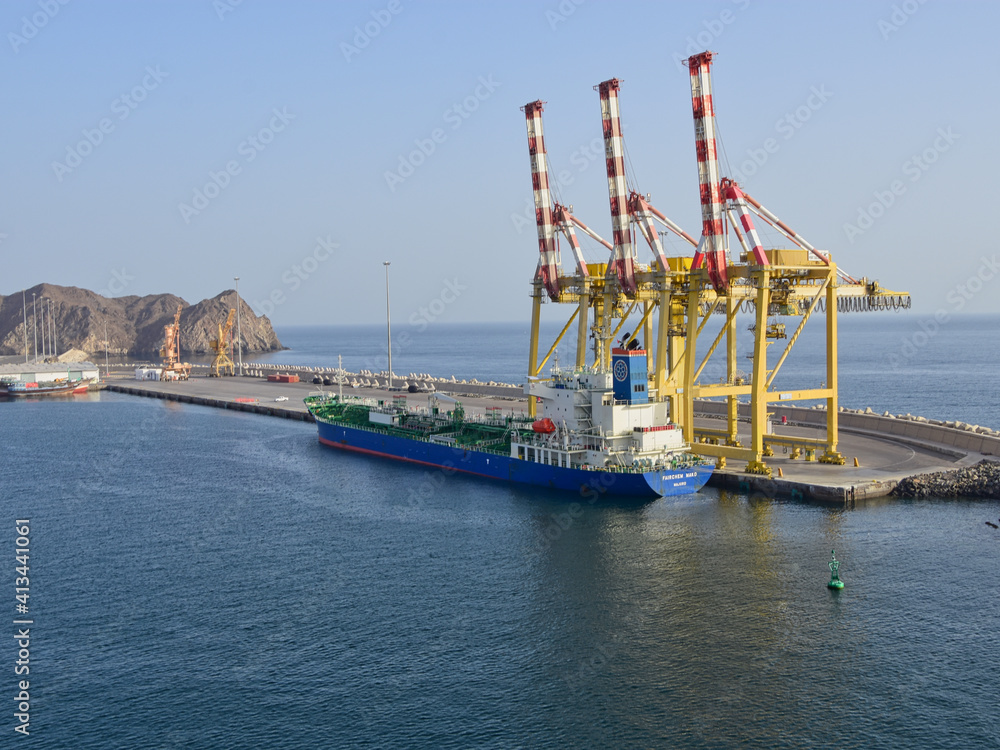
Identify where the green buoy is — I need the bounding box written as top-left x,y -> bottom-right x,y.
827,549 -> 844,590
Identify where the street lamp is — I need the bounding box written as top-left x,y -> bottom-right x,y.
21,290 -> 28,363
234,277 -> 243,376
49,298 -> 57,359
384,261 -> 392,390
31,293 -> 37,364
39,298 -> 45,359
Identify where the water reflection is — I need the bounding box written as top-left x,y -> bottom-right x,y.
519,488 -> 895,745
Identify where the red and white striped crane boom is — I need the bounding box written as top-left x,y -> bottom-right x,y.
686,52 -> 730,293
734,188 -> 857,283
596,78 -> 638,295
628,192 -> 672,273
523,100 -> 594,300
522,100 -> 561,301
553,204 -> 607,271
641,202 -> 698,248
595,79 -> 697,281
685,54 -> 857,284
561,209 -> 613,252
720,179 -> 769,266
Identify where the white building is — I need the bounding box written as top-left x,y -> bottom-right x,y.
0,361 -> 101,385
134,367 -> 163,381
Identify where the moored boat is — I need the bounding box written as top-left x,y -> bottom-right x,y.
3,379 -> 86,396
72,377 -> 97,394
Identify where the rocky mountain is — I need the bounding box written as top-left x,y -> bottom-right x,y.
0,284 -> 284,358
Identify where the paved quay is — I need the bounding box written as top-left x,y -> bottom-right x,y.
100,371 -> 998,504
702,419 -> 976,505
102,371 -> 528,421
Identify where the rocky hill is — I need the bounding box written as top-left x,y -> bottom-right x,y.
0,284 -> 283,357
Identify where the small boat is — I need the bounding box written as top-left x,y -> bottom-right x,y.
72,378 -> 96,394
3,379 -> 85,397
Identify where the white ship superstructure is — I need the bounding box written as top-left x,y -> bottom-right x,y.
518,348 -> 693,471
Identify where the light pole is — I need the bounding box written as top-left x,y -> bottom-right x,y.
43,298 -> 48,359
31,293 -> 37,364
49,298 -> 57,359
383,261 -> 392,390
21,290 -> 28,363
104,320 -> 109,378
234,277 -> 243,376
39,298 -> 45,359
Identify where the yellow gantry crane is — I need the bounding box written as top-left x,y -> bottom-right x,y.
522,53 -> 910,478
209,308 -> 236,377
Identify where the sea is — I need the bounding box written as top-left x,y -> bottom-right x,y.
3,313 -> 999,749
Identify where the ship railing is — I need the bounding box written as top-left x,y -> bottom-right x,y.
311,393 -> 528,427
317,416 -> 513,457
512,431 -> 606,449
311,394 -> 386,410
573,463 -> 648,475
470,425 -> 513,448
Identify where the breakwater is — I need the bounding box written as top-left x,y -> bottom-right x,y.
893,459 -> 1000,498
107,361 -> 524,399
104,383 -> 315,422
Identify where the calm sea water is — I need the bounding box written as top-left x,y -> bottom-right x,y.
3,315 -> 999,748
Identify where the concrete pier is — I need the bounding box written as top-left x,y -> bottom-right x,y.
98,371 -> 998,505
102,372 -> 525,422
695,400 -> 1000,504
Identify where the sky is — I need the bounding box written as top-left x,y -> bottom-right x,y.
2,0 -> 998,327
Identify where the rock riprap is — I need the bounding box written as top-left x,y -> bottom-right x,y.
893,460 -> 1000,498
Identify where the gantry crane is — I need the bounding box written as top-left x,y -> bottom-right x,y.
209,308 -> 236,377
523,52 -> 910,477
160,304 -> 192,381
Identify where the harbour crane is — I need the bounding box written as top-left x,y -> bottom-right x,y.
522,52 -> 910,477
209,308 -> 236,377
160,304 -> 191,381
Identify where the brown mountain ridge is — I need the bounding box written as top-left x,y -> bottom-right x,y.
0,284 -> 284,357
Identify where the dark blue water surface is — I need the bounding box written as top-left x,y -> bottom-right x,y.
3,316 -> 1000,749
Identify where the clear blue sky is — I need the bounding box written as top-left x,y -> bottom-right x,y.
2,0 -> 997,325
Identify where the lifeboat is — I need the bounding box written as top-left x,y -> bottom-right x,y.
532,418 -> 556,434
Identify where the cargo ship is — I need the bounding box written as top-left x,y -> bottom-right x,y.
305,349 -> 712,499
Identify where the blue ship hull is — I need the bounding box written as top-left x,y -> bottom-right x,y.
315,419 -> 713,499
